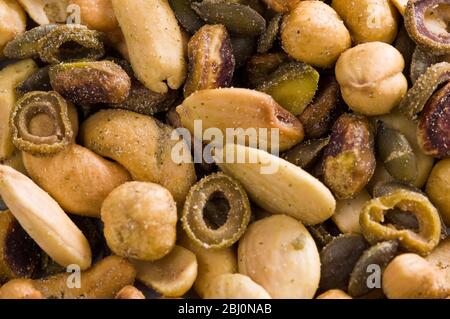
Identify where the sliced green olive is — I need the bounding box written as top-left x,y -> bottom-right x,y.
360,189 -> 442,256
319,234 -> 369,291
16,67 -> 52,97
182,173 -> 251,249
245,52 -> 289,88
348,241 -> 399,298
49,61 -> 131,105
10,91 -> 74,156
257,62 -> 319,115
376,123 -> 417,183
282,137 -> 330,170
38,24 -> 105,64
192,0 -> 266,36
257,13 -> 282,54
169,0 -> 205,34
3,24 -> 58,59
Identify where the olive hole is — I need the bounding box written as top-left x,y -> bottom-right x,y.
203,191 -> 230,230
28,112 -> 57,137
383,208 -> 419,232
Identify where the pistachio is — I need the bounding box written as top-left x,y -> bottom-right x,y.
360,189 -> 442,255
245,52 -> 289,88
322,114 -> 376,200
319,234 -> 369,291
168,0 -> 204,34
49,61 -> 131,105
282,137 -> 330,170
257,13 -> 282,54
16,66 -> 52,97
238,215 -> 321,299
80,109 -> 196,205
216,144 -> 336,225
111,0 -> 187,93
0,165 -> 92,270
281,1 -> 351,68
0,0 -> 26,58
204,274 -> 271,299
184,24 -> 235,98
348,241 -> 399,297
0,59 -> 38,160
376,123 -> 418,183
298,76 -> 343,139
37,24 -> 105,64
115,286 -> 145,300
417,81 -> 450,158
102,182 -> 177,261
257,62 -> 320,116
426,159 -> 450,227
176,88 -> 305,152
405,0 -> 450,55
332,190 -> 371,234
230,36 -> 256,69
3,24 -> 57,59
131,246 -> 198,297
192,0 -> 266,36
410,48 -> 450,84
316,289 -> 352,299
0,211 -> 42,283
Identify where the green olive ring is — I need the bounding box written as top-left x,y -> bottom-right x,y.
360,189 -> 442,256
182,173 -> 251,249
10,91 -> 74,156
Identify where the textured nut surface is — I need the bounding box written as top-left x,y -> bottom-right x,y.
204,274 -> 271,299
102,182 -> 177,261
426,159 -> 450,226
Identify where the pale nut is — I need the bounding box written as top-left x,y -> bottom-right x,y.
316,289 -> 352,299
115,285 -> 145,299
0,165 -> 92,270
0,279 -> 42,299
335,42 -> 408,116
203,274 -> 271,299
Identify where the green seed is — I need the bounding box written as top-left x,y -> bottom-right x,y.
282,137 -> 330,170
257,13 -> 282,54
230,36 -> 256,68
245,52 -> 289,88
168,0 -> 205,34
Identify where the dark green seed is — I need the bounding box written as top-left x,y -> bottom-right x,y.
169,0 -> 205,34
231,36 -> 256,68
282,137 -> 330,169
257,13 -> 282,54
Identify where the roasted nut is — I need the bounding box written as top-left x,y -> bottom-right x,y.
417,81 -> 450,158
0,0 -> 26,59
426,238 -> 450,288
335,42 -> 408,116
115,285 -> 145,299
348,241 -> 399,297
0,279 -> 42,299
261,0 -> 300,13
245,52 -> 289,88
322,114 -> 376,200
282,137 -> 330,170
111,0 -> 187,93
257,62 -> 320,116
405,0 -> 450,55
16,66 -> 52,96
360,189 -> 442,255
238,215 -> 321,299
33,256 -> 136,299
332,190 -> 371,234
298,76 -> 343,139
319,234 -> 369,291
391,0 -> 408,15
49,61 -> 131,105
102,182 -> 177,261
376,123 -> 418,183
37,24 -> 105,64
0,59 -> 38,160
383,253 -> 449,299
0,165 -> 92,270
281,1 -> 351,68
80,109 -> 196,205
3,24 -> 57,59
168,0 -> 204,34
216,144 -> 336,225
426,159 -> 450,227
10,91 -> 75,157
69,0 -> 119,32
182,173 -> 251,249
176,88 -> 304,152
184,24 -> 235,98
192,0 -> 266,36
257,13 -> 282,54
316,289 -> 352,299
0,211 -> 42,283
131,245 -> 197,297
23,144 -> 131,218
332,0 -> 399,44
179,235 -> 236,299
204,274 -> 271,299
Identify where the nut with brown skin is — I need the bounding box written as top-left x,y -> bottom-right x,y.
115,285 -> 145,299
322,114 -> 376,200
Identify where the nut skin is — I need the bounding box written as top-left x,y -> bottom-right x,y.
335,42 -> 408,116
322,114 -> 376,200
0,279 -> 42,299
281,1 -> 351,68
101,182 -> 177,261
184,24 -> 235,98
115,285 -> 145,299
332,0 -> 399,44
417,82 -> 450,159
426,159 -> 450,227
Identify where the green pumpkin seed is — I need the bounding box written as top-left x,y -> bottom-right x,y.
245,52 -> 289,88
192,0 -> 266,36
257,13 -> 282,54
231,36 -> 256,68
169,0 -> 205,34
282,137 -> 330,170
